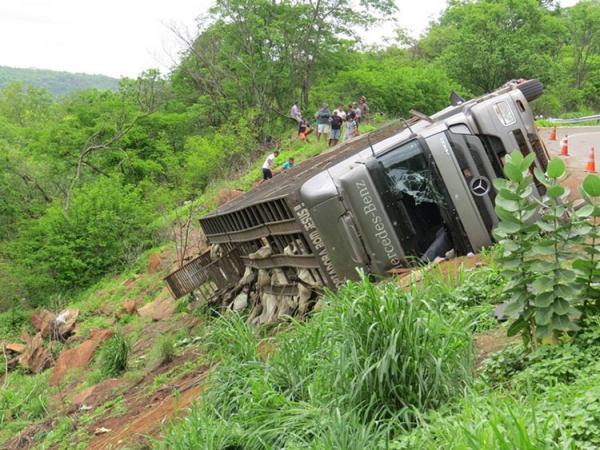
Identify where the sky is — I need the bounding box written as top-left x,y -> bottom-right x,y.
0,0 -> 580,79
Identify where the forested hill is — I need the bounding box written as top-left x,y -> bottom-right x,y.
0,65 -> 119,95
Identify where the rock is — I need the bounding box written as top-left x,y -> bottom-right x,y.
94,427 -> 111,435
210,244 -> 223,260
32,310 -> 56,337
5,343 -> 26,354
55,309 -> 79,337
313,298 -> 324,313
18,333 -> 52,374
72,378 -> 122,407
122,300 -> 137,315
30,308 -> 78,339
277,295 -> 297,318
138,296 -> 176,321
50,329 -> 114,386
283,243 -> 297,256
147,253 -> 162,274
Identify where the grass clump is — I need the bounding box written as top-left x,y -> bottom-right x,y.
0,371 -> 50,444
96,332 -> 130,377
153,334 -> 176,366
160,276 -> 474,448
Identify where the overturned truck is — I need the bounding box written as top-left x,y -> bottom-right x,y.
165,80 -> 549,324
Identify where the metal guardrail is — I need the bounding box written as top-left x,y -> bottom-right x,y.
547,114 -> 600,124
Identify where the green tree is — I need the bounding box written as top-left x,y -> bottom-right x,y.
173,0 -> 396,134
8,177 -> 154,305
421,0 -> 565,94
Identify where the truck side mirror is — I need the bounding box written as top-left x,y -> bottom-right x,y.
450,91 -> 465,106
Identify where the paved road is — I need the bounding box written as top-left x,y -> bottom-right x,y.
539,126 -> 600,197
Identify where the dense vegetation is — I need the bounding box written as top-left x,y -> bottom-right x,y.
0,66 -> 119,95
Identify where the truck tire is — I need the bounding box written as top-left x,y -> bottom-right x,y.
516,79 -> 543,102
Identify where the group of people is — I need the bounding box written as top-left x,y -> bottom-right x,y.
291,97 -> 369,147
261,97 -> 369,181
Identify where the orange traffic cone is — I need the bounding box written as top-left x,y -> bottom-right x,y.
549,126 -> 557,141
561,135 -> 569,156
586,147 -> 597,173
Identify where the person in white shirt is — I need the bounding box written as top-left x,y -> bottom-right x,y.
290,102 -> 301,123
333,105 -> 346,121
262,150 -> 280,180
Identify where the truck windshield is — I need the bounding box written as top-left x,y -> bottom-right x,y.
369,140 -> 450,259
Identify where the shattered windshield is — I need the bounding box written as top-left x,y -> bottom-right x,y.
368,139 -> 449,257
378,140 -> 445,206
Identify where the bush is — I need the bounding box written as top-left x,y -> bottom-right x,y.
493,153 -> 600,344
312,57 -> 460,118
9,177 -> 155,306
0,307 -> 32,339
481,320 -> 600,392
393,392 -> 569,450
97,332 -> 130,377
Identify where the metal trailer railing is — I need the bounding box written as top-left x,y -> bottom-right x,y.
164,248 -> 245,300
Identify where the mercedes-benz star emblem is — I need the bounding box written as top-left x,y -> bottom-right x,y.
470,176 -> 491,197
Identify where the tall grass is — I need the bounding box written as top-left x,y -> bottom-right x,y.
160,276 -> 474,448
97,332 -> 130,377
393,390 -> 578,450
330,278 -> 473,421
0,371 -> 50,443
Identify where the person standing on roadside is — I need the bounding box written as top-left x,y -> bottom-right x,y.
329,110 -> 343,147
353,102 -> 361,125
262,150 -> 280,181
315,103 -> 331,142
343,111 -> 359,141
333,104 -> 346,121
359,96 -> 369,123
290,102 -> 301,123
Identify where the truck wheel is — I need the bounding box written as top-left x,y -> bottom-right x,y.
516,79 -> 543,102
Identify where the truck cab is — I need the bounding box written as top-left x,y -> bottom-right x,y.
299,80 -> 547,280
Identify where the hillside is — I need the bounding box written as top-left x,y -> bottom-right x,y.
0,66 -> 119,95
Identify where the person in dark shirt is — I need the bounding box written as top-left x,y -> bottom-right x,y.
359,96 -> 369,123
298,118 -> 312,142
314,104 -> 331,141
329,110 -> 343,146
